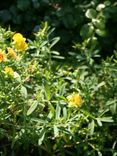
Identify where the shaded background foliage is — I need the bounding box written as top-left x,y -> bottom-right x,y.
0,0 -> 117,56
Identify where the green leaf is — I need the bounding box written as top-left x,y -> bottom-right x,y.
104,1 -> 111,6
95,29 -> 106,37
92,19 -> 105,29
59,83 -> 66,96
97,81 -> 105,88
110,103 -> 117,114
85,9 -> 97,19
96,118 -> 102,126
53,125 -> 59,137
40,41 -> 48,48
51,51 -> 60,55
47,111 -> 53,120
97,117 -> 113,123
52,55 -> 65,59
56,104 -> 61,119
38,129 -> 46,145
63,107 -> 67,119
14,72 -> 21,82
20,86 -> 27,98
44,81 -> 51,101
99,109 -> 109,117
94,81 -> 105,91
91,36 -> 98,44
106,100 -> 117,106
31,118 -> 48,124
80,24 -> 94,39
96,4 -> 105,11
112,141 -> 117,150
88,120 -> 95,135
48,103 -> 55,114
50,37 -> 60,48
97,151 -> 103,156
27,101 -> 38,116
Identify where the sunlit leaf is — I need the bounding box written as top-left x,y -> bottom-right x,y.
20,86 -> 27,98
53,125 -> 59,137
38,129 -> 46,145
85,9 -> 97,19
27,101 -> 38,116
56,104 -> 61,119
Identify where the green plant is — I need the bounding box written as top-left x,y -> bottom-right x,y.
0,24 -> 117,156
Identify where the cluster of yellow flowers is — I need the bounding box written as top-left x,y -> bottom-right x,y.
0,50 -> 6,62
0,33 -> 28,61
7,47 -> 17,59
4,67 -> 14,76
0,49 -> 16,76
0,33 -> 28,76
0,49 -> 14,76
12,33 -> 28,51
0,48 -> 17,62
67,93 -> 82,107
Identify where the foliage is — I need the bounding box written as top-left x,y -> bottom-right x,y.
0,0 -> 117,56
0,24 -> 117,156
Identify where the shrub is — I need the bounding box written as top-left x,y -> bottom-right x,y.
0,24 -> 117,155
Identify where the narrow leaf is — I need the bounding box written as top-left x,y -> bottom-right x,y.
27,101 -> 38,116
20,86 -> 27,98
96,118 -> 102,126
56,104 -> 61,119
63,107 -> 67,119
50,37 -> 60,48
53,125 -> 59,137
59,83 -> 66,96
98,117 -> 113,122
38,129 -> 45,145
88,120 -> 95,135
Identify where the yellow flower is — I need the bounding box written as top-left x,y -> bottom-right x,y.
0,50 -> 6,62
4,67 -> 14,76
7,47 -> 17,59
67,93 -> 82,107
12,33 -> 28,51
12,33 -> 24,41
